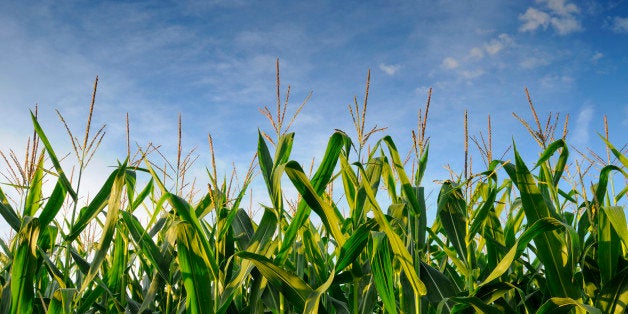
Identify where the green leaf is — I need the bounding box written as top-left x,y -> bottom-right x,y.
105,232 -> 127,311
170,221 -> 214,313
79,165 -> 127,292
437,181 -> 468,264
0,187 -> 21,232
508,145 -> 579,299
67,168 -> 120,241
130,178 -> 153,212
599,207 -> 621,285
335,219 -> 378,272
232,208 -> 255,250
370,232 -> 397,314
166,192 -> 219,281
595,165 -> 623,206
238,251 -> 313,312
359,163 -> 427,300
285,160 -> 346,248
449,296 -> 501,314
601,206 -> 628,251
420,261 -> 457,312
479,217 -> 563,287
220,208 -> 278,310
38,180 -> 67,228
121,211 -> 170,281
279,132 -> 346,262
30,111 -> 77,201
599,134 -> 628,169
537,297 -> 602,314
304,270 -> 335,314
10,218 -> 40,314
596,265 -> 628,313
468,186 -> 497,239
382,136 -> 422,217
534,139 -> 568,186
24,154 -> 44,217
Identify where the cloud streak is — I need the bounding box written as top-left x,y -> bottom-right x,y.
379,63 -> 401,75
519,0 -> 582,35
572,105 -> 594,146
608,16 -> 628,33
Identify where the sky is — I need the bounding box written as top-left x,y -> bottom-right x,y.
1,0 -> 627,235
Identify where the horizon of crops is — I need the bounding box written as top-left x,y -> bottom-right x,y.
0,67 -> 627,313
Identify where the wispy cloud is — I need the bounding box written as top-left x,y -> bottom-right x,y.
539,74 -> 575,89
460,69 -> 485,80
591,51 -> 604,62
379,63 -> 401,75
519,0 -> 582,35
484,34 -> 513,55
607,16 -> 628,33
469,47 -> 484,59
442,57 -> 459,69
519,8 -> 551,32
572,105 -> 594,145
520,56 -> 550,69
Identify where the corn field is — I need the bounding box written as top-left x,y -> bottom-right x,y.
0,72 -> 627,313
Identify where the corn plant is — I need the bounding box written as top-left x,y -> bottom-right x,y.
0,69 -> 627,313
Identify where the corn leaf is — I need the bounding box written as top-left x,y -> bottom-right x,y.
371,232 -> 398,314
79,165 -> 126,292
238,251 -> 313,312
121,211 -> 171,280
359,162 -> 427,299
285,160 -> 346,248
38,180 -> 67,228
66,168 -> 120,241
170,221 -> 214,313
420,261 -> 457,312
509,146 -> 579,298
30,111 -> 77,201
596,265 -> 628,313
303,270 -> 335,314
537,297 -> 602,314
335,218 -> 378,272
10,218 -> 40,314
278,132 -> 345,262
382,136 -> 422,217
0,187 -> 21,232
534,139 -> 568,186
601,206 -> 628,250
600,134 -> 628,169
437,181 -> 468,265
479,217 -> 563,286
24,154 -> 44,217
166,192 -> 219,281
449,296 -> 501,314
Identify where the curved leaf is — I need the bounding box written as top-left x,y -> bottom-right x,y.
238,251 -> 313,312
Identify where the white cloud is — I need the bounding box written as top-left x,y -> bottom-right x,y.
379,63 -> 401,75
519,7 -> 551,32
608,16 -> 628,33
442,57 -> 459,69
460,69 -> 484,79
541,0 -> 579,16
550,16 -> 582,35
519,0 -> 582,35
469,47 -> 484,59
572,105 -> 594,145
539,74 -> 574,89
592,52 -> 603,61
484,34 -> 513,55
520,57 -> 550,69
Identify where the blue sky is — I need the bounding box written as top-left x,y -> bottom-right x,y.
1,1 -> 627,234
